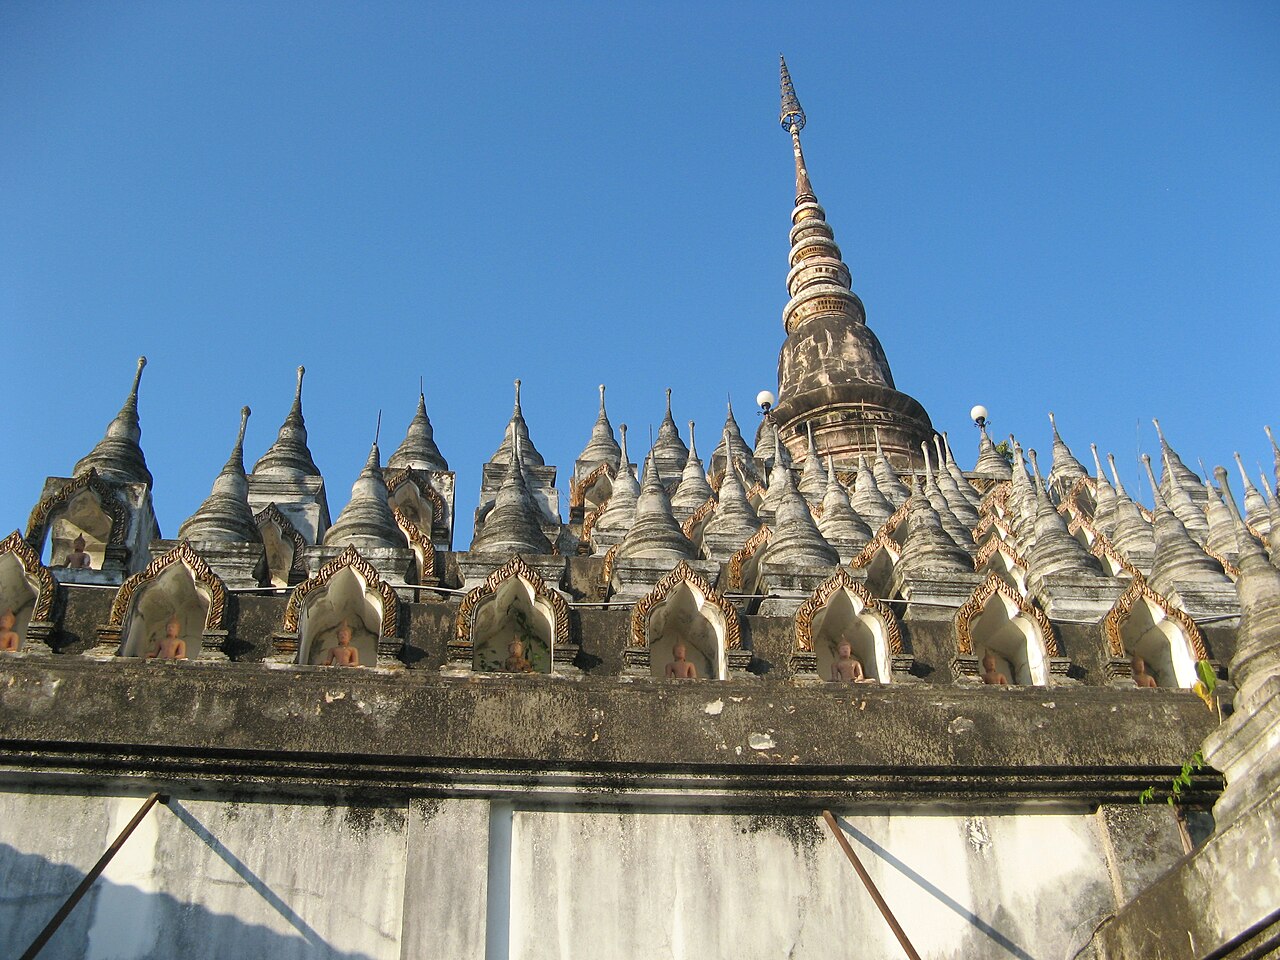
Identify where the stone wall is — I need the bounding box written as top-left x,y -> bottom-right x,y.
1,788 -> 1181,960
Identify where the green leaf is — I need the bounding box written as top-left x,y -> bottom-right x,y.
1196,661 -> 1217,693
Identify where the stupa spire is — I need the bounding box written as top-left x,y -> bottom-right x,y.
253,366 -> 322,479
672,421 -> 714,510
470,439 -> 550,555
770,58 -> 934,468
389,387 -> 449,473
179,406 -> 260,543
490,378 -> 545,467
576,384 -> 622,469
779,56 -> 815,204
323,430 -> 403,551
73,356 -> 153,486
1234,452 -> 1271,533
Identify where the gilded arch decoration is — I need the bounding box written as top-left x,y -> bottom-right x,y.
793,567 -> 902,654
454,555 -> 570,645
254,502 -> 309,584
25,469 -> 128,550
1102,576 -> 1208,661
385,468 -> 450,539
681,497 -> 716,540
973,537 -> 1029,577
726,526 -> 770,591
629,560 -> 741,650
392,506 -> 436,582
282,545 -> 399,638
569,462 -> 616,509
107,540 -> 227,632
0,530 -> 56,624
954,572 -> 1058,657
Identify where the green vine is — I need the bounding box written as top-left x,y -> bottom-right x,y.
1137,661 -> 1218,807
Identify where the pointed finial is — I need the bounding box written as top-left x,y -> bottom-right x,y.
374,410 -> 382,446
1152,417 -> 1167,445
826,452 -> 837,482
921,441 -> 934,481
1049,411 -> 1061,439
1234,452 -> 1258,491
1027,448 -> 1043,485
727,394 -> 735,417
1266,425 -> 1279,460
599,383 -> 607,415
1215,466 -> 1265,560
874,427 -> 884,458
1140,454 -> 1166,507
130,356 -> 147,400
419,374 -> 423,397
293,365 -> 305,406
619,423 -> 629,462
236,405 -> 250,449
688,420 -> 697,457
1106,453 -> 1129,496
513,378 -> 522,413
665,388 -> 672,417
779,56 -> 806,131
1091,443 -> 1105,478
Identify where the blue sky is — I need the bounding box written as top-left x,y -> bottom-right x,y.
2,2 -> 1277,547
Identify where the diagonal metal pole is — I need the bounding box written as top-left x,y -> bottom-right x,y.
822,810 -> 922,960
21,792 -> 168,960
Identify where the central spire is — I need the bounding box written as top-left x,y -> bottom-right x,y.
768,58 -> 934,470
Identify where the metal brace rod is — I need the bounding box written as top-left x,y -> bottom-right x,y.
21,792 -> 168,960
822,809 -> 922,960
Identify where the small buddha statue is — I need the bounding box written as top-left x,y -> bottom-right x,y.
503,636 -> 533,673
65,534 -> 93,570
323,619 -> 360,667
830,640 -> 874,683
980,652 -> 1009,685
146,614 -> 187,661
0,609 -> 20,652
665,641 -> 698,679
1131,655 -> 1158,689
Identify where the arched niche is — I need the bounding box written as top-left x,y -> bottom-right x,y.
954,574 -> 1059,686
974,540 -> 1029,597
101,542 -> 227,659
793,569 -> 904,682
254,503 -> 308,588
386,469 -> 449,545
26,470 -> 126,570
452,556 -> 571,674
726,527 -> 770,594
571,462 -> 616,519
280,546 -> 400,668
681,497 -> 716,556
627,561 -> 741,679
1103,578 -> 1206,689
392,507 -> 437,584
851,535 -> 901,601
0,531 -> 56,652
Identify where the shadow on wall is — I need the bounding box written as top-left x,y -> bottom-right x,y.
0,842 -> 380,960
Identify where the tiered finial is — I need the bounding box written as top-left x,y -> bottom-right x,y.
72,355 -> 153,486
779,56 -> 815,203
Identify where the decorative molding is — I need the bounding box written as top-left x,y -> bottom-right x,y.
107,540 -> 226,631
599,542 -> 620,595
453,555 -> 570,644
385,468 -> 450,539
568,462 -> 615,509
629,559 -> 741,650
26,469 -> 128,550
0,530 -> 56,622
1086,530 -> 1144,580
253,503 -> 309,582
726,526 -> 770,590
793,567 -> 902,654
1102,575 -> 1208,661
392,506 -> 436,582
744,482 -> 766,504
954,572 -> 1058,657
681,496 -> 716,539
282,545 -> 398,638
973,537 -> 1029,576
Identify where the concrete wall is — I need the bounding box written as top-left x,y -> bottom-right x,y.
1,788 -> 1146,960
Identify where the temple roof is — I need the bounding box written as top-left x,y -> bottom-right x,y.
73,356 -> 152,487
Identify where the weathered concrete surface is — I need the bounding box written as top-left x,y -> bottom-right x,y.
1,789 -> 1140,960
507,807 -> 1113,960
0,655 -> 1220,803
1090,782 -> 1280,959
0,790 -> 405,960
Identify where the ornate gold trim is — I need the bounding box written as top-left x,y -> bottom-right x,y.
568,462 -> 615,509
453,555 -> 570,644
392,506 -> 436,581
1085,530 -> 1143,580
979,481 -> 1012,516
253,503 -> 309,582
599,542 -> 620,592
108,541 -> 227,631
681,497 -> 716,539
629,559 -> 741,650
793,567 -> 902,654
954,572 -> 1058,656
744,482 -> 766,504
973,537 -> 1028,576
385,468 -> 450,538
850,500 -> 910,570
282,545 -> 398,637
26,469 -> 128,549
0,530 -> 56,622
1103,575 -> 1208,660
726,526 -> 770,590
